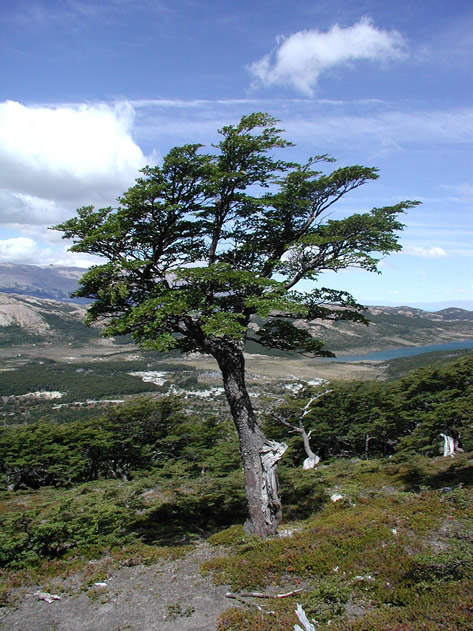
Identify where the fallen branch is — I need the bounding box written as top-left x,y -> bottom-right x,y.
226,589 -> 303,599
225,589 -> 303,616
295,603 -> 318,630
226,594 -> 275,615
33,591 -> 62,604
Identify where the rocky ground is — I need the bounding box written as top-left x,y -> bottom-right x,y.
0,543 -> 238,631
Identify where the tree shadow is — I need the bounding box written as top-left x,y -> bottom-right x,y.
130,494 -> 247,546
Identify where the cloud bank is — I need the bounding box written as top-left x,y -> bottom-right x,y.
0,100 -> 149,263
0,100 -> 146,201
248,18 -> 407,95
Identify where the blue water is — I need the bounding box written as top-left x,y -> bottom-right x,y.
325,339 -> 473,363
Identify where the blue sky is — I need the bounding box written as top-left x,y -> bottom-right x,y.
0,0 -> 472,309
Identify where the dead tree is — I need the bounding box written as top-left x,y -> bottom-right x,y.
272,390 -> 332,469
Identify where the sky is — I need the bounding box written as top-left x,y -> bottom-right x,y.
0,0 -> 472,310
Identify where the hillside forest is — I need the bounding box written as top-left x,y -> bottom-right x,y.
0,353 -> 472,629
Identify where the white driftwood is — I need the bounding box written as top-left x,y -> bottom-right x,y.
225,588 -> 302,616
294,603 -> 317,630
260,440 -> 288,527
302,456 -> 320,470
440,433 -> 455,457
272,390 -> 331,470
33,591 -> 62,603
226,589 -> 303,599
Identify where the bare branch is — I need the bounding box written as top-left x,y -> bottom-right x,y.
226,589 -> 303,599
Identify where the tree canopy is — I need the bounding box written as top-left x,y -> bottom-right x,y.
55,113 -> 418,358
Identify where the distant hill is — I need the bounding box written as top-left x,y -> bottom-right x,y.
1,263 -> 473,354
0,292 -> 103,347
304,304 -> 473,352
1,290 -> 473,355
0,263 -> 86,302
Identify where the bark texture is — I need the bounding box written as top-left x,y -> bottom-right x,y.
215,343 -> 287,537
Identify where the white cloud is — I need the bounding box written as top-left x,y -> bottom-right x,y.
0,99 -> 152,264
405,246 -> 447,258
0,100 -> 147,212
0,237 -> 37,262
248,18 -> 407,95
0,235 -> 101,266
0,191 -> 63,226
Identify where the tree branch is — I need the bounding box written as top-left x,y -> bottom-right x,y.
226,589 -> 303,599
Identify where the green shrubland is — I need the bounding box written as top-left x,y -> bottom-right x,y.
265,354 -> 473,462
0,355 -> 472,627
0,397 -> 236,490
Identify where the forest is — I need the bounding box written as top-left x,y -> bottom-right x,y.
1,355 -> 472,494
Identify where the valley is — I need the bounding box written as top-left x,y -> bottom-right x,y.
2,287 -> 473,425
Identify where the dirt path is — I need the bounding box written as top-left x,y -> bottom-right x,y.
0,544 -> 237,631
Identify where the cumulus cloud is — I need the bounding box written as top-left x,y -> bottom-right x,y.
0,100 -> 152,264
405,246 -> 447,258
0,100 -> 147,209
0,237 -> 37,263
248,18 -> 407,95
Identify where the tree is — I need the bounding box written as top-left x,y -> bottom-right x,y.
270,389 -> 333,468
53,112 -> 419,537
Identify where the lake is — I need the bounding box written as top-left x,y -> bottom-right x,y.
326,339 -> 473,362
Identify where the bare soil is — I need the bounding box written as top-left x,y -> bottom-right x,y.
174,352 -> 384,382
0,543 -> 238,631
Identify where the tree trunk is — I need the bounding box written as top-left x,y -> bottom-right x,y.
440,433 -> 456,457
215,343 -> 287,537
300,423 -> 320,469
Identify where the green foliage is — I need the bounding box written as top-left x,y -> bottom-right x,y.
0,358 -> 160,400
408,550 -> 471,583
278,466 -> 329,518
384,347 -> 473,379
0,449 -> 471,630
134,471 -> 246,545
0,463 -> 246,570
210,460 -> 473,630
0,491 -> 134,567
0,324 -> 42,347
52,112 -> 417,359
0,396 -> 236,490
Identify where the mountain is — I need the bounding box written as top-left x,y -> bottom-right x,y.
1,291 -> 473,356
0,292 -> 104,348
1,263 -> 473,354
303,304 -> 473,352
0,263 -> 86,302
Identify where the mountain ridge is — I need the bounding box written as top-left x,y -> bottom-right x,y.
0,263 -> 87,302
1,263 -> 473,354
2,290 -> 473,356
